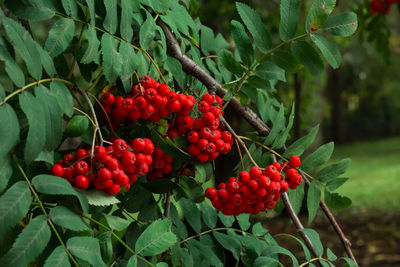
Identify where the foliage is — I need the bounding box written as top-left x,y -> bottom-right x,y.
0,0 -> 359,266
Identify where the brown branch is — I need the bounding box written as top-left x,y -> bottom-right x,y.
303,176 -> 358,266
164,191 -> 171,218
156,13 -> 357,265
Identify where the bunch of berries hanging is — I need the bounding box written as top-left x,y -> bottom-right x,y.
204,156 -> 303,215
100,76 -> 195,130
147,147 -> 174,180
50,138 -> 154,194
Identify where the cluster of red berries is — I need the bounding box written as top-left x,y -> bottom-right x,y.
168,93 -> 233,162
50,138 -> 154,194
147,147 -> 174,180
204,156 -> 303,215
100,76 -> 195,130
370,0 -> 399,15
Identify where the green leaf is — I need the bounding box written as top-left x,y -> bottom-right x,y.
45,18 -> 75,57
103,0 -> 117,34
104,214 -> 130,231
170,203 -> 188,239
324,190 -> 351,210
275,233 -> 311,260
79,189 -> 120,206
231,20 -> 253,66
85,0 -> 96,25
307,181 -> 321,224
252,222 -> 268,236
2,215 -> 51,266
301,142 -> 334,172
67,236 -> 105,266
0,181 -> 31,236
0,104 -> 20,159
135,219 -> 177,256
284,125 -> 319,157
315,158 -> 351,183
50,206 -> 89,231
0,157 -> 13,194
194,162 -> 214,183
81,27 -> 100,64
287,182 -> 305,215
322,12 -> 358,37
254,61 -> 286,82
271,51 -> 301,74
236,213 -> 250,231
19,92 -> 46,163
50,82 -> 74,117
62,0 -> 78,17
6,0 -> 55,21
310,33 -> 341,69
218,211 -> 235,227
200,25 -> 214,54
180,198 -> 201,233
187,239 -> 223,267
32,175 -> 89,213
213,231 -> 241,260
291,40 -> 324,76
1,16 -> 42,79
35,86 -> 63,150
306,0 -> 336,32
44,246 -> 71,267
236,234 -> 267,256
236,2 -> 271,53
126,255 -> 137,267
341,257 -> 356,267
0,36 -> 25,87
121,0 -> 139,41
65,115 -> 89,137
164,56 -> 186,89
326,177 -> 349,191
119,39 -> 137,92
101,32 -> 122,83
327,248 -> 337,261
298,228 -> 323,256
35,43 -> 56,76
151,129 -> 191,162
280,0 -> 300,41
219,49 -> 243,76
140,11 -> 157,49
265,104 -> 285,145
264,246 -> 299,266
200,202 -> 217,229
254,256 -> 282,267
272,103 -> 295,149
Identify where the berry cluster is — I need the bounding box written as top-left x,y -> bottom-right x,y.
168,93 -> 233,162
204,156 -> 303,215
50,138 -> 154,194
100,76 -> 195,130
147,147 -> 174,180
370,0 -> 399,15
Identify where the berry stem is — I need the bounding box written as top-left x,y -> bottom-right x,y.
73,107 -> 97,128
219,115 -> 258,167
13,155 -> 80,267
299,257 -> 331,267
234,138 -> 245,171
164,191 -> 172,218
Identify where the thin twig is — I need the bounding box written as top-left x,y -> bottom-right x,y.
164,191 -> 171,218
74,86 -> 104,150
235,138 -> 244,170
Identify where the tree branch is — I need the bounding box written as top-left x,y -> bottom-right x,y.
156,14 -> 357,265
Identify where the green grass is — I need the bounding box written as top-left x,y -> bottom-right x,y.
329,137 -> 400,211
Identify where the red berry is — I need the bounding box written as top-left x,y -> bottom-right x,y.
187,131 -> 200,144
94,146 -> 107,160
98,168 -> 112,180
188,144 -> 201,156
121,151 -> 136,166
143,138 -> 154,154
101,92 -> 115,106
106,184 -> 121,194
202,112 -> 215,125
221,131 -> 233,144
198,101 -> 210,113
205,187 -> 217,199
75,161 -> 89,174
249,166 -> 262,178
106,158 -> 119,170
157,84 -> 170,96
199,127 -> 212,139
197,139 -> 209,151
218,189 -> 229,201
63,154 -> 75,166
239,171 -> 251,184
248,180 -> 259,191
196,153 -> 209,163
201,93 -> 214,105
76,149 -> 88,160
113,139 -> 128,154
227,181 -> 240,193
258,175 -> 271,188
51,164 -> 64,177
131,138 -> 146,152
289,156 -> 301,168
74,175 -> 89,190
